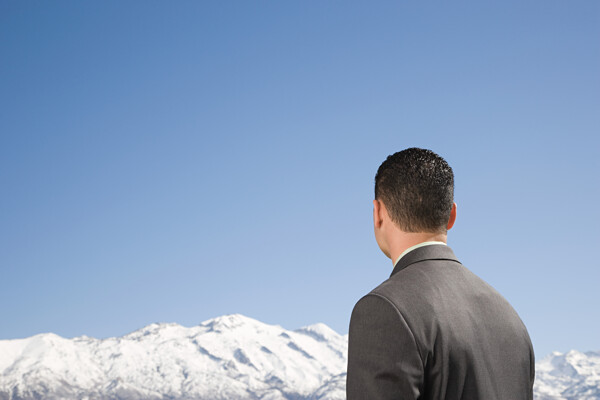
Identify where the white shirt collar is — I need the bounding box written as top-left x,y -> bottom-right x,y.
393,241 -> 447,267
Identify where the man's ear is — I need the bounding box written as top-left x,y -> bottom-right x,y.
447,202 -> 457,230
373,199 -> 383,229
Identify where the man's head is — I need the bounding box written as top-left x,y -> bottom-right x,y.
375,148 -> 455,234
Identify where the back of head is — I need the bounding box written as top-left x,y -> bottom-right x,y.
375,148 -> 454,234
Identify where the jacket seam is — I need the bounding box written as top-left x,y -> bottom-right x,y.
367,292 -> 426,371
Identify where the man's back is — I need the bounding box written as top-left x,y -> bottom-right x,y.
347,148 -> 534,398
347,244 -> 535,399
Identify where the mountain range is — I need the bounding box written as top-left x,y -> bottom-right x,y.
0,314 -> 597,399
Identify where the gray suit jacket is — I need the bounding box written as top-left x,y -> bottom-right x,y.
347,244 -> 534,399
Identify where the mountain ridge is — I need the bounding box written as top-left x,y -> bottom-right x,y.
0,314 -> 597,400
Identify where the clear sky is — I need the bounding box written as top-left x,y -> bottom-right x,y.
1,1 -> 598,359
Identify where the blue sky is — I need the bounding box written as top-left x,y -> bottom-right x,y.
1,1 -> 598,359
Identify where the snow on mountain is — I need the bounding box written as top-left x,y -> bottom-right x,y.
0,314 -> 347,400
534,350 -> 600,400
0,314 -> 598,399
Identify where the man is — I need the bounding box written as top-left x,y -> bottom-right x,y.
347,148 -> 534,399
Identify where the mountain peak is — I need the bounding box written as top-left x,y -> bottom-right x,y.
124,321 -> 184,340
199,313 -> 264,331
535,348 -> 600,399
295,323 -> 340,343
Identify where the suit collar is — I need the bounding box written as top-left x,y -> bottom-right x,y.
390,244 -> 461,277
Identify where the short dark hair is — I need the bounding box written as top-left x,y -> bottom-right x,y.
375,148 -> 454,233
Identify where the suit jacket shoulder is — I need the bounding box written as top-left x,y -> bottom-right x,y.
347,245 -> 535,400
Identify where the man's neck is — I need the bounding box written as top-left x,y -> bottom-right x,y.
393,240 -> 447,267
388,231 -> 447,266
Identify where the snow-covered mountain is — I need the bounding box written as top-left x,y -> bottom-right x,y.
0,314 -> 597,399
534,350 -> 600,399
0,314 -> 347,400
